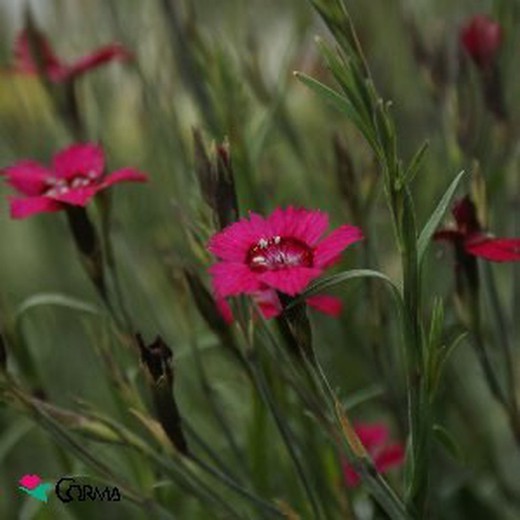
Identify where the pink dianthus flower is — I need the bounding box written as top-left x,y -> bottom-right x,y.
208,207 -> 363,319
1,143 -> 147,219
435,196 -> 520,262
12,29 -> 132,83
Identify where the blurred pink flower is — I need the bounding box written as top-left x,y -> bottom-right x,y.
208,207 -> 362,319
12,29 -> 132,83
435,196 -> 520,262
342,422 -> 405,487
19,474 -> 42,490
1,143 -> 148,219
460,14 -> 502,69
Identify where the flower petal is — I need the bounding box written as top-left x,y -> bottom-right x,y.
257,267 -> 322,296
9,196 -> 63,219
342,461 -> 361,488
13,29 -> 64,79
452,196 -> 481,234
215,298 -> 234,324
209,262 -> 261,298
247,211 -> 272,237
354,423 -> 389,452
2,161 -> 52,196
53,143 -> 105,179
100,168 -> 148,187
314,225 -> 363,267
47,186 -> 100,206
253,289 -> 282,318
306,295 -> 342,316
67,43 -> 133,78
374,443 -> 405,474
208,216 -> 268,262
465,236 -> 520,262
268,207 -> 329,246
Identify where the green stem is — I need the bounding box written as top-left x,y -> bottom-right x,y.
469,284 -> 520,448
189,454 -> 284,518
247,350 -> 324,519
311,356 -> 412,520
482,263 -> 519,416
399,189 -> 429,516
188,337 -> 245,469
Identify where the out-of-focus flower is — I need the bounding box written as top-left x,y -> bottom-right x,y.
208,207 -> 363,319
435,196 -> 520,262
460,14 -> 502,70
1,143 -> 148,219
12,28 -> 132,83
342,422 -> 405,487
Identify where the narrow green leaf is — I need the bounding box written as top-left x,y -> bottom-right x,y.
315,39 -> 371,122
342,384 -> 384,411
403,141 -> 429,186
433,424 -> 464,462
294,71 -> 357,120
435,333 -> 467,383
15,293 -> 101,324
427,298 -> 445,352
0,418 -> 33,465
294,71 -> 381,155
288,269 -> 402,309
417,170 -> 466,263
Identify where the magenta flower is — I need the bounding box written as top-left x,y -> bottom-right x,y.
208,207 -> 363,319
1,143 -> 148,219
342,422 -> 405,488
19,474 -> 42,490
460,14 -> 502,70
12,29 -> 132,83
435,196 -> 520,262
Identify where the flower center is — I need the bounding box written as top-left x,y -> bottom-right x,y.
246,236 -> 313,272
44,172 -> 96,197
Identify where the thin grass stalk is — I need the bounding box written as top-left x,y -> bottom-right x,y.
187,336 -> 245,470
262,293 -> 411,519
308,353 -> 412,520
188,454 -> 285,518
183,420 -> 241,481
482,263 -> 519,418
469,284 -> 520,447
246,349 -> 325,519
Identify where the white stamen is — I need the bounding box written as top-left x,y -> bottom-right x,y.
273,236 -> 281,244
71,177 -> 91,189
258,238 -> 268,248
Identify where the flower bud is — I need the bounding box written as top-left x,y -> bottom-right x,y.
460,14 -> 502,70
136,334 -> 188,455
193,129 -> 238,230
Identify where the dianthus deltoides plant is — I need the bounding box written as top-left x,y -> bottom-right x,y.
2,1 -> 520,519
